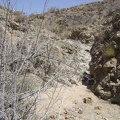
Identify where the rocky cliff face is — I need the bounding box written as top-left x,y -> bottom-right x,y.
90,9 -> 120,104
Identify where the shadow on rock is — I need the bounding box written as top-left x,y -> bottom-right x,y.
82,72 -> 95,89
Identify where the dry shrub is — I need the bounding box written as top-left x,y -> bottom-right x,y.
29,13 -> 44,20
13,11 -> 26,23
47,7 -> 59,13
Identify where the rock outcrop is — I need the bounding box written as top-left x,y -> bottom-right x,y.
90,9 -> 120,104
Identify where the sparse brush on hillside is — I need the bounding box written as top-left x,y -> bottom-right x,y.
13,11 -> 26,23
47,7 -> 59,13
29,13 -> 44,20
0,0 -> 120,120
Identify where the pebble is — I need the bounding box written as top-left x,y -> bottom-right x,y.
83,97 -> 93,104
94,106 -> 102,110
78,109 -> 83,114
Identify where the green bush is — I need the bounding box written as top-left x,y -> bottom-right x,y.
103,44 -> 116,58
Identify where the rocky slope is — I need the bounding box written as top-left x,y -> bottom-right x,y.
32,0 -> 120,41
90,9 -> 120,104
0,2 -> 92,119
0,0 -> 120,119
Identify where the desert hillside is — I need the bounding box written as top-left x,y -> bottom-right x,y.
0,0 -> 120,119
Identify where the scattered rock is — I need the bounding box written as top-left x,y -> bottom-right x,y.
102,117 -> 108,120
83,97 -> 93,104
65,115 -> 69,119
49,115 -> 55,119
69,79 -> 78,86
78,109 -> 83,114
94,106 -> 102,110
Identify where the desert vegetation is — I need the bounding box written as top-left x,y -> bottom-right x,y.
0,0 -> 120,120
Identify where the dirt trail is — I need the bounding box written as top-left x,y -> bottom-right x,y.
35,82 -> 120,120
